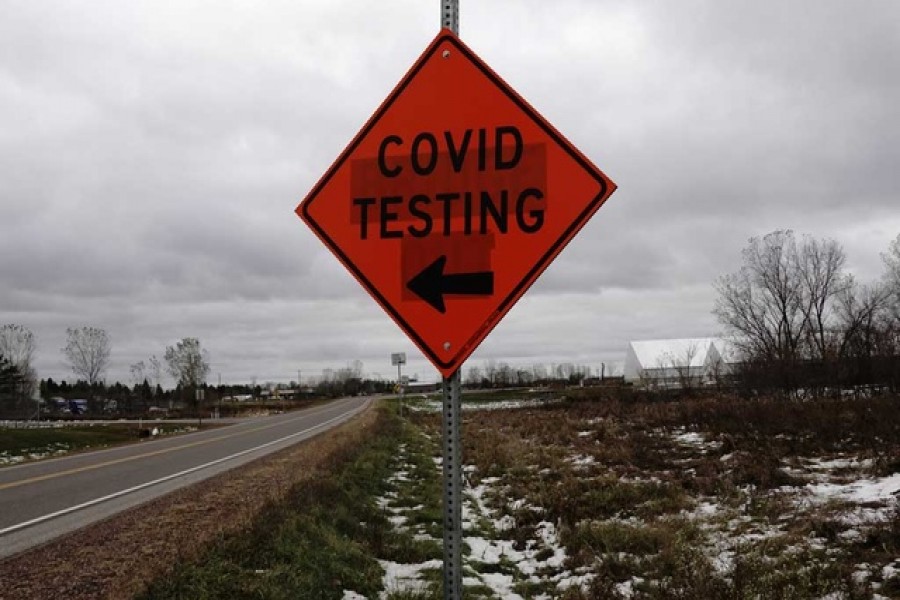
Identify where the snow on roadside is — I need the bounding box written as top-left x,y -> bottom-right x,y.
0,443 -> 71,465
373,440 -> 591,598
379,559 -> 442,597
371,443 -> 445,598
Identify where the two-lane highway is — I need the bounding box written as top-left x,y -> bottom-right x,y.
0,396 -> 371,559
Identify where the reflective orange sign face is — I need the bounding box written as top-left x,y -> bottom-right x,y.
297,30 -> 616,377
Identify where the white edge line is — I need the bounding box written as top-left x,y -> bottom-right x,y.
0,401 -> 366,537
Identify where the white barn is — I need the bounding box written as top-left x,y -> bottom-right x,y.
624,338 -> 738,387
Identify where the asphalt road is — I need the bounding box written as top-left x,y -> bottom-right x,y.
0,396 -> 371,559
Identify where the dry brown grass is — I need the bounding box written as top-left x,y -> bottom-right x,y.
412,390 -> 900,597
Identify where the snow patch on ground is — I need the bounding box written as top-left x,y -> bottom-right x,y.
673,431 -> 706,446
373,441 -> 592,598
0,442 -> 71,465
669,428 -> 723,452
378,559 -> 442,598
371,414 -> 900,597
806,473 -> 900,504
462,470 -> 589,597
568,453 -> 596,468
410,398 -> 561,413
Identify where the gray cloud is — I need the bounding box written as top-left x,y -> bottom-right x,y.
1,1 -> 897,385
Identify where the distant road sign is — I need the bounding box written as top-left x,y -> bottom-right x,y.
391,352 -> 407,366
298,30 -> 616,377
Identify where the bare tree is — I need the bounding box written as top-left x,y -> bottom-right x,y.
796,235 -> 848,361
531,364 -> 547,384
129,359 -> 147,410
836,278 -> 890,383
881,236 -> 900,390
466,365 -> 483,387
671,341 -> 701,393
714,231 -> 852,393
483,360 -> 498,387
348,359 -> 364,379
496,362 -> 513,387
0,324 -> 37,400
148,355 -> 162,393
0,353 -> 28,417
516,368 -> 533,386
714,231 -> 807,366
884,234 -> 900,314
641,356 -> 668,391
130,360 -> 146,386
62,326 -> 110,386
164,337 -> 210,389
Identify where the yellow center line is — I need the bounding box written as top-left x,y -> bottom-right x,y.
0,403 -> 346,492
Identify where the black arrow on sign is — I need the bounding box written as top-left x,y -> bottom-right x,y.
406,255 -> 494,314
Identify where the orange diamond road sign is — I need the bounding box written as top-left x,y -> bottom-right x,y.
297,29 -> 617,378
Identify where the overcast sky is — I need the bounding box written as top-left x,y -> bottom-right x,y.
2,1 -> 898,386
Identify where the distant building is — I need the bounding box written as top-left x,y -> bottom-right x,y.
624,338 -> 739,388
406,382 -> 440,394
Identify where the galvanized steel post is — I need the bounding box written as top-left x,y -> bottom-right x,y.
440,3 -> 462,598
441,369 -> 463,599
441,0 -> 459,34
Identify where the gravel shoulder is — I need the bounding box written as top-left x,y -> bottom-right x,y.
0,404 -> 377,600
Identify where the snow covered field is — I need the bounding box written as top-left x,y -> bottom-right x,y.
362,393 -> 900,599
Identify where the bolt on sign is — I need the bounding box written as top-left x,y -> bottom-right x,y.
297,30 -> 616,378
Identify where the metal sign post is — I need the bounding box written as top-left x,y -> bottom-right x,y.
441,368 -> 463,599
296,1 -> 615,597
392,352 -> 407,416
440,5 -> 462,599
441,0 -> 459,35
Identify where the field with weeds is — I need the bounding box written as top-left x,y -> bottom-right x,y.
0,423 -> 200,465
139,392 -> 900,599
407,391 -> 900,599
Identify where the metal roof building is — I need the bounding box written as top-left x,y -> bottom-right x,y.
624,338 -> 739,387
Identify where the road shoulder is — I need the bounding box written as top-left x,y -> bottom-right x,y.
0,402 -> 377,600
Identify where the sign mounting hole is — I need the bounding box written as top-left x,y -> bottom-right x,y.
442,50 -> 450,59
443,342 -> 451,350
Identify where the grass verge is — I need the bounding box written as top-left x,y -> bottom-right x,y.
138,404 -> 421,600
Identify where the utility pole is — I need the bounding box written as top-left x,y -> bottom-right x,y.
391,353 -> 406,416
217,373 -> 222,419
398,360 -> 404,417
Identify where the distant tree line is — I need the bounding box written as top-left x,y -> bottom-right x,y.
0,324 -> 37,418
464,359 -> 603,389
301,360 -> 392,397
0,323 -> 393,417
0,327 -> 218,418
0,352 -> 31,418
715,230 -> 900,397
